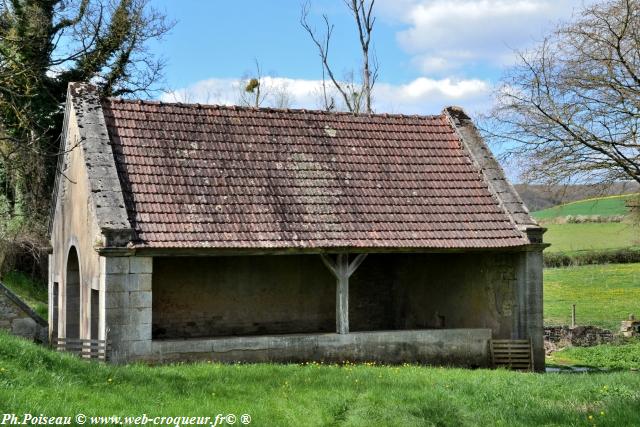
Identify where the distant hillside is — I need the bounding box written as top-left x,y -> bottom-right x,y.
515,182 -> 640,211
532,194 -> 635,220
531,194 -> 640,257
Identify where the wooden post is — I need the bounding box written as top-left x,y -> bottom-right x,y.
320,253 -> 368,335
335,254 -> 349,334
571,304 -> 576,328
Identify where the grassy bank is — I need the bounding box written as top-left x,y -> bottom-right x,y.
0,271 -> 47,318
548,341 -> 640,370
0,332 -> 639,426
544,263 -> 640,330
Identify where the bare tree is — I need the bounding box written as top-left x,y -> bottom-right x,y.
270,81 -> 292,109
300,0 -> 378,113
486,0 -> 640,185
238,60 -> 292,109
239,60 -> 267,107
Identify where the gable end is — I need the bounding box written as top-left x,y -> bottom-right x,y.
53,83 -> 133,247
443,106 -> 544,244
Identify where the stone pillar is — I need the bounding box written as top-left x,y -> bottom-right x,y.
514,248 -> 544,371
103,256 -> 152,363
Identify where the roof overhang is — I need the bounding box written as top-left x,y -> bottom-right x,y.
97,243 -> 549,257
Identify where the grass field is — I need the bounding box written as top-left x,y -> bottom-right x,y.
533,194 -> 637,220
1,332 -> 640,426
528,194 -> 640,254
543,223 -> 639,253
548,340 -> 640,370
544,263 -> 640,330
0,271 -> 47,319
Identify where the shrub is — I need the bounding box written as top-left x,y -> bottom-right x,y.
562,214 -> 626,224
544,248 -> 640,268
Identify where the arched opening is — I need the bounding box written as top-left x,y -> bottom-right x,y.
65,247 -> 80,339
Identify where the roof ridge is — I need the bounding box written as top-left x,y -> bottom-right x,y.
104,97 -> 443,120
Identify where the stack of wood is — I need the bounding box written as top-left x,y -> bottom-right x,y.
620,314 -> 640,338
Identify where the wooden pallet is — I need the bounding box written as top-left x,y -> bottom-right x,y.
490,339 -> 533,371
52,338 -> 111,361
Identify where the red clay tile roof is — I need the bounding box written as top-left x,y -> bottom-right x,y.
102,99 -> 527,249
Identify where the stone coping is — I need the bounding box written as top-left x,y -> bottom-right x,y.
0,281 -> 48,327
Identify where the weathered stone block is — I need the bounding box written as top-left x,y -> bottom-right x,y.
12,317 -> 37,338
129,291 -> 152,308
128,340 -> 152,356
129,273 -> 152,291
121,323 -> 152,341
105,308 -> 128,326
106,328 -> 123,342
130,257 -> 153,274
130,307 -> 152,325
105,292 -> 129,309
105,257 -> 129,274
105,274 -> 129,292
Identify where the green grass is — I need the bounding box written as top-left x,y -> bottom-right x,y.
544,263 -> 640,330
0,271 -> 47,319
533,194 -> 637,220
543,223 -> 639,253
548,341 -> 640,371
1,332 -> 640,426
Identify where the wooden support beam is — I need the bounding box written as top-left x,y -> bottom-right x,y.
320,254 -> 337,277
347,254 -> 368,277
319,253 -> 368,335
335,254 -> 349,335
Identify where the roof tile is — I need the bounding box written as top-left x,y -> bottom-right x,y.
102,99 -> 527,249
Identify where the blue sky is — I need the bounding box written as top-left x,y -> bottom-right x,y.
150,0 -> 587,115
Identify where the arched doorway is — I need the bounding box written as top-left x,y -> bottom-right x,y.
65,247 -> 80,339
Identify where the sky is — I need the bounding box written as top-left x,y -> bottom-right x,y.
149,0 -> 588,116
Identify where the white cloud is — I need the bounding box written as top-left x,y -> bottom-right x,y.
161,75 -> 492,115
412,56 -> 454,73
162,77 -> 328,110
378,0 -> 585,73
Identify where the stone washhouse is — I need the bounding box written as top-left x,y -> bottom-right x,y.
48,83 -> 547,369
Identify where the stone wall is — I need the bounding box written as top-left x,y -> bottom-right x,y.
545,326 -> 615,347
152,255 -> 335,339
0,282 -> 48,342
350,252 -> 519,337
152,252 -> 519,340
104,256 -> 152,363
49,84 -> 133,344
48,104 -> 103,340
